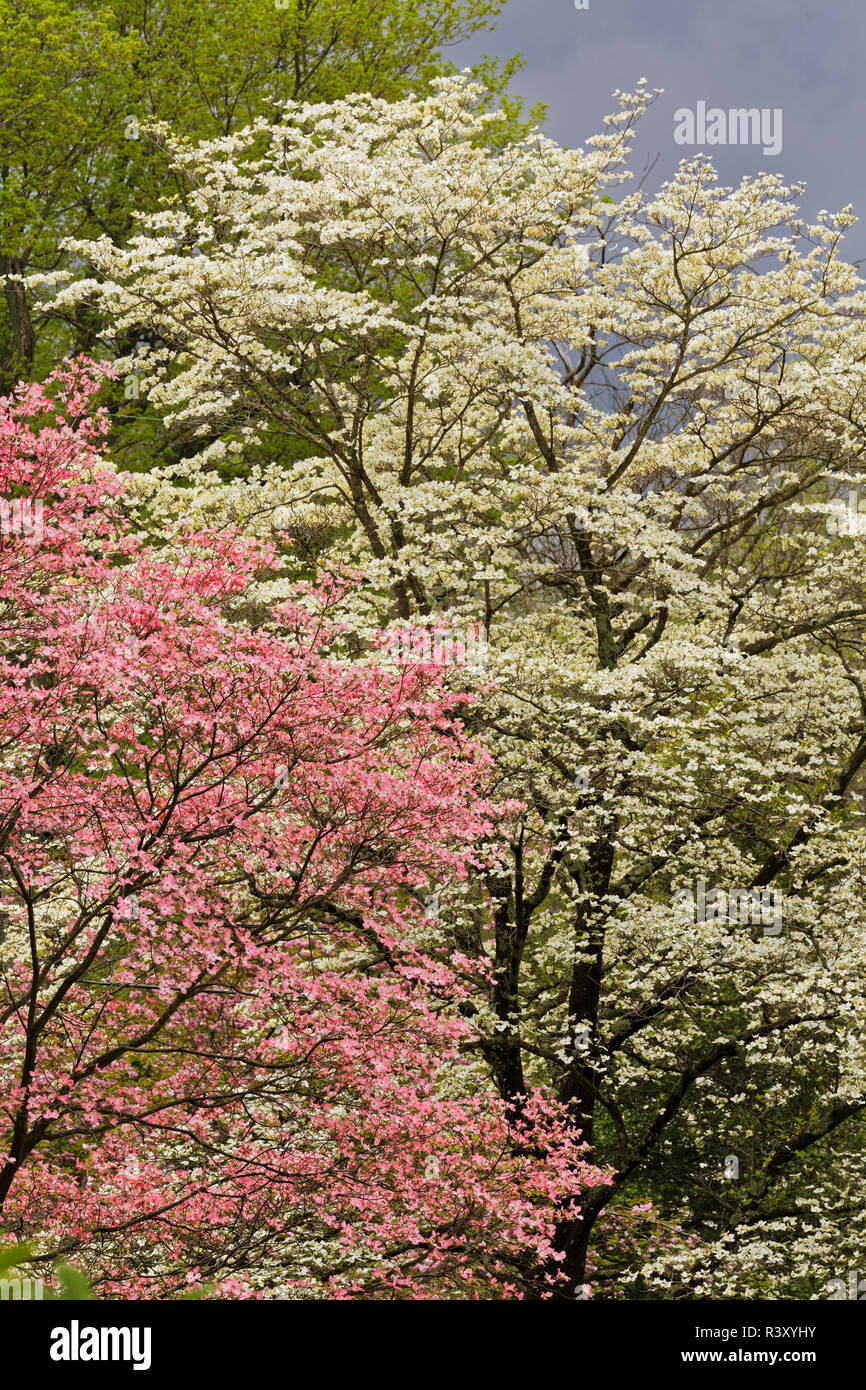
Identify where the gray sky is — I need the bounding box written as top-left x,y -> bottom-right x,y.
451,0 -> 866,265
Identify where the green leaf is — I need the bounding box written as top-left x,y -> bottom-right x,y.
0,1241 -> 34,1273
49,1262 -> 95,1301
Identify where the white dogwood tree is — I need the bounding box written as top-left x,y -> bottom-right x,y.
46,76 -> 866,1298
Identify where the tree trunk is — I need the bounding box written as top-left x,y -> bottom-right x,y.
2,253 -> 35,385
552,836 -> 616,1293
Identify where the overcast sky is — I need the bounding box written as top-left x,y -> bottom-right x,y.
451,0 -> 866,265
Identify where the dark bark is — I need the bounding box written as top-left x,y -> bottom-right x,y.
548,835 -> 616,1291
2,254 -> 35,385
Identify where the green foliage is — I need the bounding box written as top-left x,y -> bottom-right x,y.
49,1262 -> 96,1301
0,1241 -> 213,1299
0,1240 -> 34,1273
0,1240 -> 94,1299
1,0 -> 530,387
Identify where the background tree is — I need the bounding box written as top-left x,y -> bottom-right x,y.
0,0 -> 129,387
0,0 -> 524,389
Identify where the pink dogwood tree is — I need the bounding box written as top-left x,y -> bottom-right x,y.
0,360 -> 609,1298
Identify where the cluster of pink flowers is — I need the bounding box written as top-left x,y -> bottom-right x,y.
0,361 -> 610,1298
